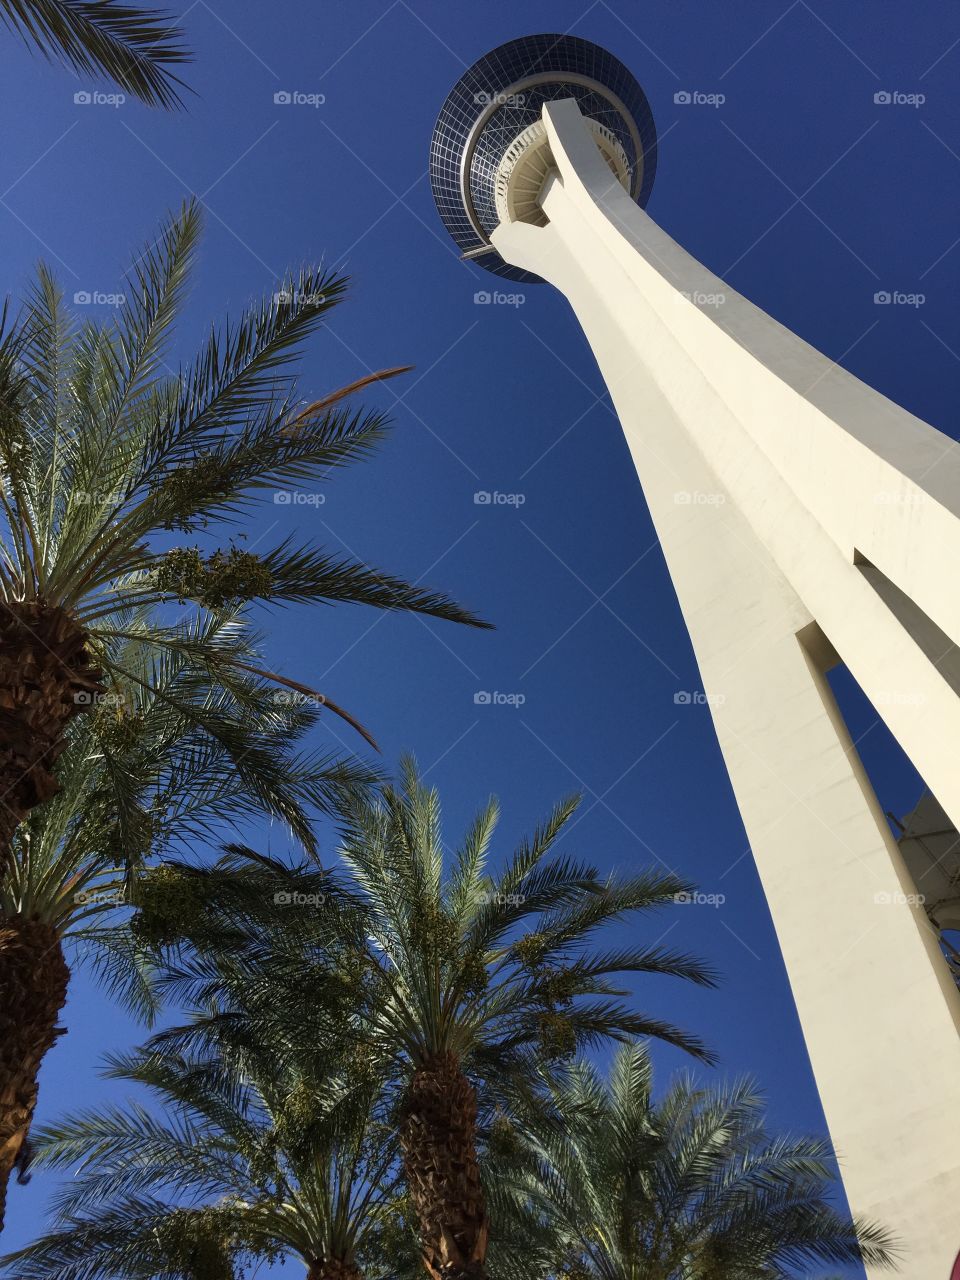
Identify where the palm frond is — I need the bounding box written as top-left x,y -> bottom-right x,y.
490,1041 -> 899,1279
0,0 -> 189,108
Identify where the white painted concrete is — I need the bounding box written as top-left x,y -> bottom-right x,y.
492,97 -> 960,1276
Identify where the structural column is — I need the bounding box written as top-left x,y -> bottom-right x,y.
493,98 -> 960,1276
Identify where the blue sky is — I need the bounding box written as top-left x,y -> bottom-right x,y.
3,0 -> 960,1272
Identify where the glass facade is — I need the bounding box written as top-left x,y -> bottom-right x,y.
430,34 -> 658,282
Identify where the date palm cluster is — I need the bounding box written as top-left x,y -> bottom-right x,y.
0,6 -> 897,1280
1,771 -> 896,1280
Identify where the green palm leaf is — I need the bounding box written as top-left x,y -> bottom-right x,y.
122,762 -> 716,1280
4,988 -> 408,1280
0,0 -> 189,107
488,1041 -> 899,1280
0,200 -> 487,871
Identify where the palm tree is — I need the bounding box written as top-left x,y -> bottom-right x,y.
1,0 -> 190,107
0,611 -> 379,1231
486,1041 -> 898,1280
0,985 -> 414,1280
164,762 -> 716,1280
0,197 -> 487,870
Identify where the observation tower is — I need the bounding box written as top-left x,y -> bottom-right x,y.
431,33 -> 960,1277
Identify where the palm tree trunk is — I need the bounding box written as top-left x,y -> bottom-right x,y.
0,602 -> 102,873
400,1051 -> 489,1280
307,1260 -> 364,1280
0,916 -> 69,1232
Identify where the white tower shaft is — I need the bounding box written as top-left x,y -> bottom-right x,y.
493,98 -> 960,1276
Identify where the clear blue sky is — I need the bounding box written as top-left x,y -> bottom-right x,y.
3,1 -> 959,1273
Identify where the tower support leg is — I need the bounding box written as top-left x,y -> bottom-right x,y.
493,98 -> 960,1275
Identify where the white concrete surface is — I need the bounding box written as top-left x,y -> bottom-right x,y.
492,97 -> 960,1277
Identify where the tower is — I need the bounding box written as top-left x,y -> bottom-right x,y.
431,33 -> 960,1277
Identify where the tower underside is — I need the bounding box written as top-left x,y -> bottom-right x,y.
492,98 -> 960,1277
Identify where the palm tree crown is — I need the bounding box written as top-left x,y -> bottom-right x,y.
0,608 -> 378,1232
488,1042 -> 898,1280
334,763 -> 715,1280
5,609 -> 378,934
0,200 -> 487,862
0,1007 -> 409,1280
324,759 -> 717,1073
140,762 -> 715,1280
